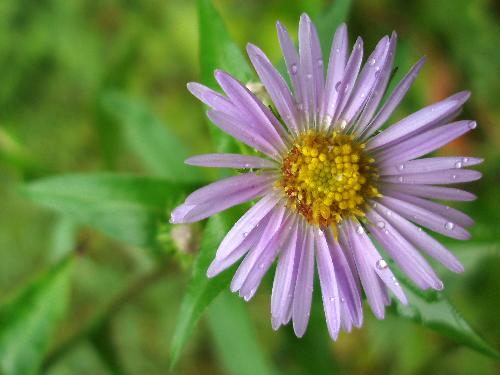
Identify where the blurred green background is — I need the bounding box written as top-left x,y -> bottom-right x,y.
0,0 -> 499,374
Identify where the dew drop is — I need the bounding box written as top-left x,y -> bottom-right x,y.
291,64 -> 298,74
376,221 -> 386,229
376,259 -> 388,270
356,225 -> 365,234
329,297 -> 336,302
454,161 -> 463,169
244,163 -> 251,168
369,58 -> 376,65
306,73 -> 313,80
444,222 -> 455,230
398,176 -> 404,183
340,297 -> 345,303
397,163 -> 405,171
394,282 -> 400,286
451,174 -> 457,180
317,59 -> 323,67
417,227 -> 423,232
373,202 -> 378,208
463,157 -> 469,163
434,281 -> 444,291
384,229 -> 389,234
391,276 -> 396,281
386,210 -> 392,217
468,121 -> 477,129
243,231 -> 249,238
339,120 -> 347,130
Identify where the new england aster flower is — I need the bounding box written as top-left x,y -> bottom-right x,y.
170,14 -> 482,339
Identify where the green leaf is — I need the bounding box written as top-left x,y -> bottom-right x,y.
315,0 -> 353,57
207,291 -> 277,375
197,0 -> 254,154
0,258 -> 73,375
393,280 -> 500,360
169,209 -> 242,368
101,92 -> 202,183
21,173 -> 188,248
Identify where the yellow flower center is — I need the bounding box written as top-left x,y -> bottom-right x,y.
278,131 -> 380,228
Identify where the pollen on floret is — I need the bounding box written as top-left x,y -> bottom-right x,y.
278,130 -> 380,228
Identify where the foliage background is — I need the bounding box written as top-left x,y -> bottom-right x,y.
0,0 -> 499,374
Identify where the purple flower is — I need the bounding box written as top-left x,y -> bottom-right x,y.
170,14 -> 482,339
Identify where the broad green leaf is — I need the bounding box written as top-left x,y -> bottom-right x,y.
393,280 -> 500,360
197,0 -> 254,154
21,173 -> 188,248
169,208 -> 242,368
207,291 -> 277,375
101,92 -> 202,183
0,258 -> 73,375
315,0 -> 353,58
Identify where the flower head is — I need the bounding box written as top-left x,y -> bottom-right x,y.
171,14 -> 482,339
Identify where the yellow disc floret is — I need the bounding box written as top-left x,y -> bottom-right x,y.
278,130 -> 380,228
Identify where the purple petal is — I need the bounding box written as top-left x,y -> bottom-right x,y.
207,110 -> 279,158
185,153 -> 278,169
215,193 -> 281,260
185,172 -> 274,204
276,22 -> 304,115
321,23 -> 348,127
247,43 -> 300,134
325,230 -> 363,328
315,229 -> 341,339
292,227 -> 315,337
170,179 -> 270,224
384,191 -> 474,227
271,218 -> 301,326
342,35 -> 390,128
380,169 -> 482,185
379,182 -> 477,201
379,156 -> 483,176
214,70 -> 289,151
231,205 -> 287,293
371,200 -> 464,272
207,216 -> 268,277
187,82 -> 239,117
374,120 -> 477,164
340,220 -> 387,319
367,91 -> 471,150
356,32 -> 398,135
379,195 -> 470,240
298,13 -> 324,126
366,209 -> 444,291
332,37 -> 364,126
239,214 -> 295,301
361,57 -> 426,140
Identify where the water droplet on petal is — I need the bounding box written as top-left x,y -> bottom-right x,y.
243,231 -> 249,237
244,163 -> 251,168
468,121 -> 477,129
451,174 -> 457,180
339,120 -> 347,130
306,73 -> 312,80
291,64 -> 298,74
386,210 -> 392,217
369,58 -> 376,65
391,276 -> 396,281
434,281 -> 444,291
329,297 -> 335,302
444,222 -> 455,230
454,161 -> 463,169
397,163 -> 405,171
417,227 -> 423,232
384,229 -> 389,234
373,202 -> 378,208
376,221 -> 385,229
356,225 -> 365,234
317,59 -> 323,67
340,297 -> 345,303
376,259 -> 388,269
463,157 -> 469,163
394,281 -> 400,286
398,176 -> 404,183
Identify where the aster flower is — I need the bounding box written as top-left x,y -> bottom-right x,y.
170,14 -> 482,339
